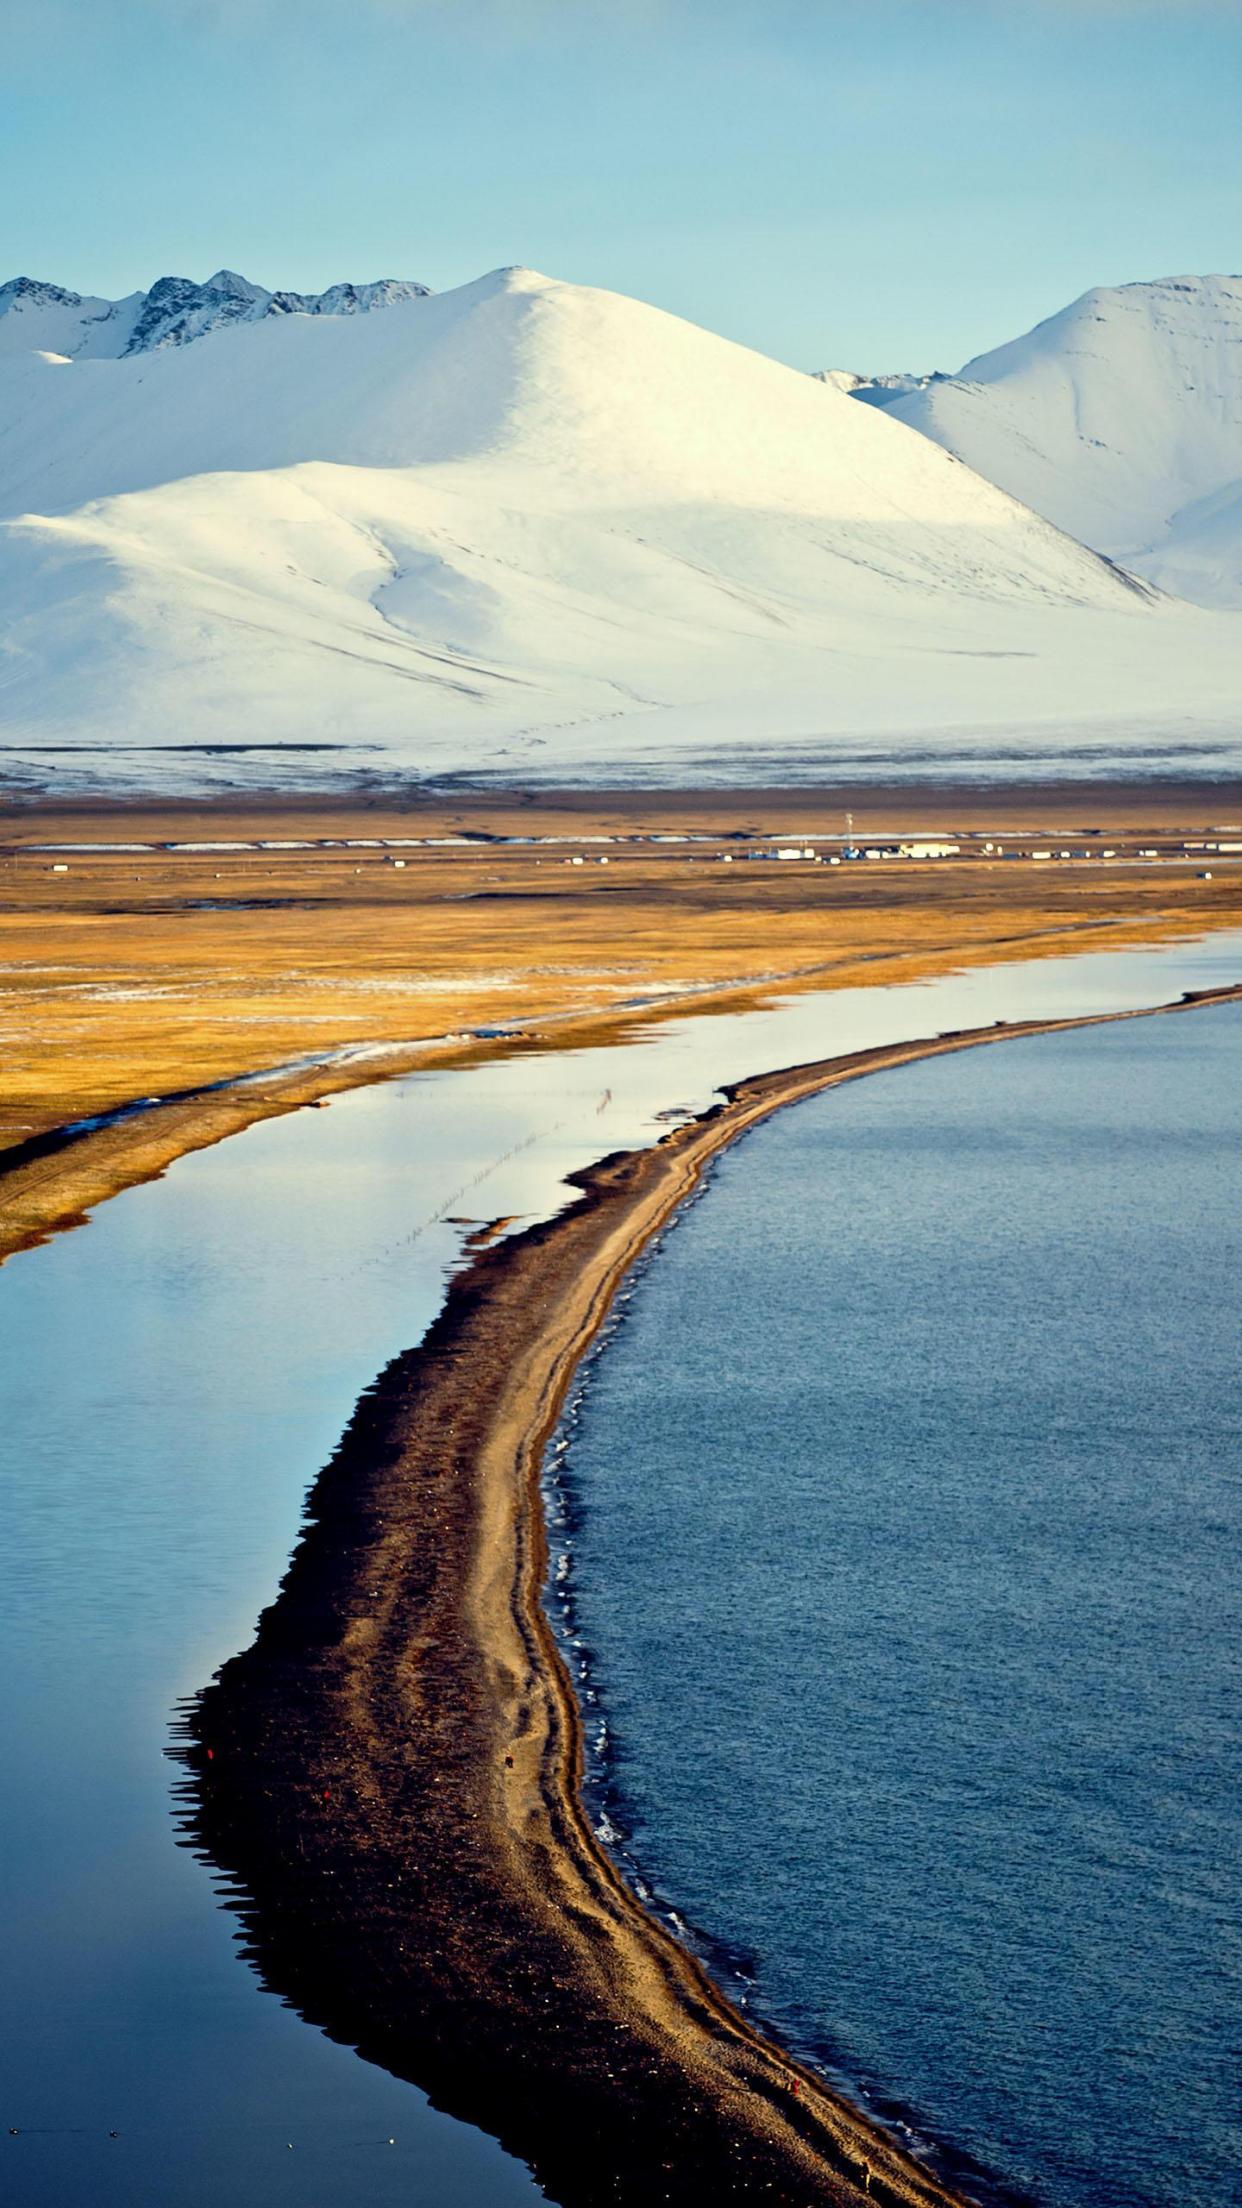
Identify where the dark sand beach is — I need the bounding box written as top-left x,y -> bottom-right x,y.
177,982 -> 1241,2208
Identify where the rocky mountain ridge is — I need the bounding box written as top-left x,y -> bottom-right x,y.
0,270 -> 432,359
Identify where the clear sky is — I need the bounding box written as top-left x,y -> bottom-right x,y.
4,1 -> 1240,373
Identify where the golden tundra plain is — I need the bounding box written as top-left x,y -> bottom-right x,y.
3,780 -> 1241,1261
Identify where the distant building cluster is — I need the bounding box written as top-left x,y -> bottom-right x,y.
741,837 -> 962,864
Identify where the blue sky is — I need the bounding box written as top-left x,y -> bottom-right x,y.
5,1 -> 1240,371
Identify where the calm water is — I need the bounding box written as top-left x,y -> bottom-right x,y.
2,935 -> 1241,2207
555,1005 -> 1242,2208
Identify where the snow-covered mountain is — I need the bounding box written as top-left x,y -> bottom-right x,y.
0,270 -> 432,360
1,265 -> 1240,790
851,276 -> 1242,609
819,369 -> 945,404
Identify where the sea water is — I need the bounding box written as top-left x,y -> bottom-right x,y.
556,1004 -> 1241,2208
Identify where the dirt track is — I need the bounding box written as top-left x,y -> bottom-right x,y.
177,983 -> 1241,2207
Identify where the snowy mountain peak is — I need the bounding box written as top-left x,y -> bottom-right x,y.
458,265 -> 551,304
0,269 -> 434,360
200,269 -> 266,300
0,277 -> 85,309
307,278 -> 430,316
852,370 -> 949,405
958,271 -> 1242,386
812,368 -> 865,395
864,273 -> 1242,606
1,262 -> 1239,790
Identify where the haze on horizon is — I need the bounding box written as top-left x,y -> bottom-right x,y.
5,0 -> 1241,374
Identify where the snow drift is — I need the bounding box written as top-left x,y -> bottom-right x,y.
1,265 -> 1240,790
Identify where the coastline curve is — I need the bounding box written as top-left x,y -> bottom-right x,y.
176,984 -> 1241,2207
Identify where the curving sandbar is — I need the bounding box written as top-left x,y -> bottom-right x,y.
179,984 -> 1240,2208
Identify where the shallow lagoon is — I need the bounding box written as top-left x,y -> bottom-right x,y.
2,929 -> 1241,2205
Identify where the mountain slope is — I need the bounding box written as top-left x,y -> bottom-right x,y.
1,266 -> 1239,790
0,270 -> 432,360
866,275 -> 1242,608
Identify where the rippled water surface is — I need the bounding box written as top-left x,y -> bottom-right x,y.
559,1004 -> 1242,2208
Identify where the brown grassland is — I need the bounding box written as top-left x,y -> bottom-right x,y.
3,778 -> 1241,1260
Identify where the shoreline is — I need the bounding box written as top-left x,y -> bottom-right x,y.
6,773 -> 1242,1267
178,981 -> 1242,2208
5,911 -> 1239,1270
